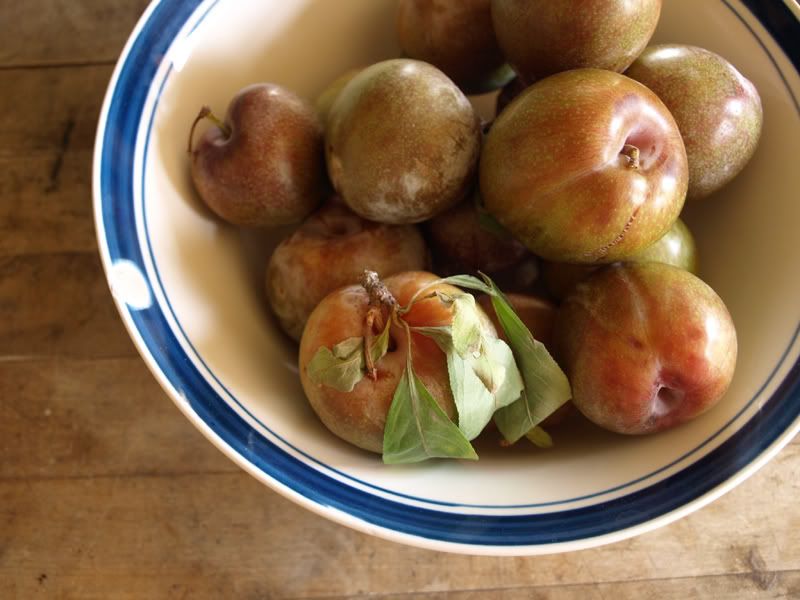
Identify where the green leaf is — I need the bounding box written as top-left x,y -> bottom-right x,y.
473,192 -> 514,239
525,426 -> 554,449
481,337 -> 525,409
448,337 -> 523,440
332,337 -> 362,359
445,350 -> 479,439
382,367 -> 478,464
415,325 -> 523,441
436,275 -> 493,295
369,319 -> 391,365
463,62 -> 516,95
412,325 -> 453,348
306,337 -> 366,393
484,276 -> 572,443
493,391 -> 534,443
451,294 -> 483,357
399,275 -> 492,317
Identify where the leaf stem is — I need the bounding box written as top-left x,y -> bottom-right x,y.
400,281 -> 461,315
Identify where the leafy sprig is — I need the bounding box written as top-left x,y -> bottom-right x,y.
382,318 -> 477,464
306,271 -> 572,463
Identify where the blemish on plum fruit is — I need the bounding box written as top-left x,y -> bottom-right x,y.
687,325 -> 704,342
585,206 -> 640,261
627,336 -> 645,351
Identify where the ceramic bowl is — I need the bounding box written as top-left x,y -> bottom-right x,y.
93,0 -> 800,554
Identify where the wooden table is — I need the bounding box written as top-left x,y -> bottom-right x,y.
2,2 -> 799,598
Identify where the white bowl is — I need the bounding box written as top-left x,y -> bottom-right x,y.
93,0 -> 800,555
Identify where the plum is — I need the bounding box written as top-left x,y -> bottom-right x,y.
480,69 -> 688,264
326,59 -> 481,225
554,262 -> 737,435
491,0 -> 661,82
543,218 -> 698,300
478,293 -> 574,428
478,293 -> 556,348
299,271 -> 497,453
425,197 -> 528,275
396,0 -> 512,93
190,83 -> 324,227
265,199 -> 428,341
626,45 -> 763,199
315,68 -> 361,129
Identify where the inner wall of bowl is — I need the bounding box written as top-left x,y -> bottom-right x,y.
142,0 -> 800,508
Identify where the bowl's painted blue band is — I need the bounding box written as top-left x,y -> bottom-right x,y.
97,0 -> 800,547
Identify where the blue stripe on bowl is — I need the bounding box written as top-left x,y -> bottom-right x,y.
97,0 -> 800,548
740,0 -> 800,72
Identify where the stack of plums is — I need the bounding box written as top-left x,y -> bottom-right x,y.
188,0 -> 760,460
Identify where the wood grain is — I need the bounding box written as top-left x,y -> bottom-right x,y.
0,66 -> 112,256
0,253 -> 137,359
1,446 -> 798,599
2,1 -> 799,598
0,358 -> 236,480
0,66 -> 107,158
0,1 -> 149,67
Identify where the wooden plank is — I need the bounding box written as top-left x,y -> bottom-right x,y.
0,65 -> 113,255
0,1 -> 149,67
0,153 -> 99,256
0,253 -> 137,359
384,573 -> 800,600
0,446 -> 798,599
0,65 -> 110,159
0,357 -> 235,479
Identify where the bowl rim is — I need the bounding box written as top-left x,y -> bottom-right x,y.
92,0 -> 800,555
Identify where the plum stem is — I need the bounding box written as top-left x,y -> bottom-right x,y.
186,105 -> 231,153
361,271 -> 398,379
621,144 -> 641,169
361,270 -> 397,310
363,308 -> 383,380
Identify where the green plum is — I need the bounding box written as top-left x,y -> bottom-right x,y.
315,68 -> 361,130
480,69 -> 688,264
626,44 -> 763,199
326,59 -> 481,225
543,218 -> 698,300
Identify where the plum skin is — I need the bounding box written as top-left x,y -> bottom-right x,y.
266,200 -> 428,341
326,59 -> 481,225
626,44 -> 763,200
315,69 -> 361,130
425,199 -> 528,275
397,0 -> 510,93
543,218 -> 698,300
299,272 -> 497,454
491,0 -> 662,81
191,83 -> 324,227
554,263 -> 737,435
480,69 -> 688,264
478,293 -> 557,349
